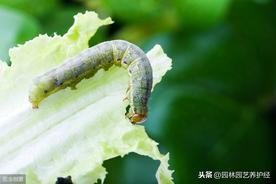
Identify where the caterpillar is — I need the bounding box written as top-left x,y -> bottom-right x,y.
29,40 -> 153,124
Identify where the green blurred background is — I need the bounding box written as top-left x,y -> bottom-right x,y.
0,0 -> 275,183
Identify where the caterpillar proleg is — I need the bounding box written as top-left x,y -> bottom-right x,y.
29,40 -> 153,124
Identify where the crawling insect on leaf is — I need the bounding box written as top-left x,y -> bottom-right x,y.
0,11 -> 174,184
29,40 -> 153,124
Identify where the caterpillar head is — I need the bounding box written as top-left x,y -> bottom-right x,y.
129,114 -> 147,124
125,105 -> 147,124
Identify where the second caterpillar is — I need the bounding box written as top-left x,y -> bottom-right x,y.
29,40 -> 153,124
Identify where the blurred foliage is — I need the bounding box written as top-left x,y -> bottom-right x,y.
101,0 -> 163,23
0,0 -> 60,18
0,6 -> 40,65
172,0 -> 231,28
0,0 -> 275,183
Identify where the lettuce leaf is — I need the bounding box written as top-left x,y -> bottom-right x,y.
0,11 -> 174,184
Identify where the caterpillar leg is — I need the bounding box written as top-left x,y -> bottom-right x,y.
123,85 -> 130,101
70,85 -> 77,90
70,80 -> 79,90
32,104 -> 39,109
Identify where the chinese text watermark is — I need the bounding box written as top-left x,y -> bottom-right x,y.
198,171 -> 270,180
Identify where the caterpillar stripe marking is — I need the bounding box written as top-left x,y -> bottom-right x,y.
29,40 -> 153,124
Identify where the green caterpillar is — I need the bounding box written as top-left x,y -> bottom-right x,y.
29,40 -> 153,124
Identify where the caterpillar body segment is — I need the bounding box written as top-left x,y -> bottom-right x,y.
29,40 -> 153,124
